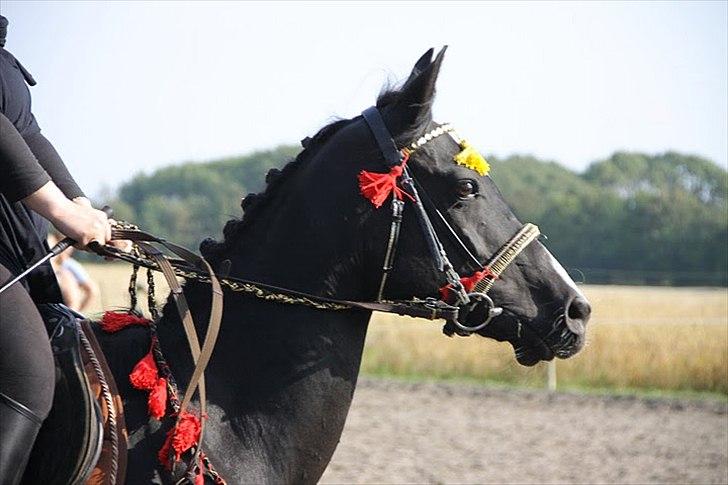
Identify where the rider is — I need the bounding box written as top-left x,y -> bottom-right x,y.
0,16 -> 113,484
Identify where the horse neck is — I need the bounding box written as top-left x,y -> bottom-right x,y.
156,191 -> 373,482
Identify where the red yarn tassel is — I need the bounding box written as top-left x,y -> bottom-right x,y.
129,350 -> 159,390
439,267 -> 498,301
99,311 -> 150,333
158,412 -> 203,469
158,434 -> 173,469
130,350 -> 169,420
358,152 -> 414,208
148,377 -> 168,419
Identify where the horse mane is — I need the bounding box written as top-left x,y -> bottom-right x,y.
198,118 -> 348,262
200,84 -> 431,264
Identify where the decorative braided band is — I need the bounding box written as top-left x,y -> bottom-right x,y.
406,123 -> 456,152
474,223 -> 541,294
405,124 -> 489,177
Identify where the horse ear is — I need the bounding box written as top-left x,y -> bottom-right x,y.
404,48 -> 435,85
384,46 -> 447,133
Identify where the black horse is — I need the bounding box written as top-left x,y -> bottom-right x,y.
96,48 -> 591,484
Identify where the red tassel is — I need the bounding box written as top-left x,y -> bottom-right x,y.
358,152 -> 414,208
148,377 -> 168,419
158,434 -> 173,469
99,311 -> 150,333
439,267 -> 498,301
129,350 -> 159,390
158,412 -> 203,469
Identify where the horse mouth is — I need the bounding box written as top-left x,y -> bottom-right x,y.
478,309 -> 585,366
512,324 -> 554,367
508,314 -> 585,367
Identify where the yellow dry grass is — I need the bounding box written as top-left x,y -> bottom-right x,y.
84,262 -> 172,317
365,285 -> 728,394
83,263 -> 728,394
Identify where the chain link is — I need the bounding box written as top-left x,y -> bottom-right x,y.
146,267 -> 160,321
128,263 -> 139,312
110,219 -> 350,312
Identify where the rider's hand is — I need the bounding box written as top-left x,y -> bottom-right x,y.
22,182 -> 110,249
73,197 -> 133,253
52,198 -> 111,249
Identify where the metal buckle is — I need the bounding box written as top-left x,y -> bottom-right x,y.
450,292 -> 503,333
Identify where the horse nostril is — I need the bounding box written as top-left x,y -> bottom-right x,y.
565,296 -> 591,333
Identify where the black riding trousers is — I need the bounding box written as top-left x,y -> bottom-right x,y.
0,262 -> 54,419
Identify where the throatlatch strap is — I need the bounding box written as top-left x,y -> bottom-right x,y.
362,106 -> 402,168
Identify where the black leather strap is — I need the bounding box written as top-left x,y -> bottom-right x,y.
97,229 -> 460,322
409,172 -> 485,272
362,106 -> 402,168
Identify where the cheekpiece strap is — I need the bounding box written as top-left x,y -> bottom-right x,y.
362,106 -> 402,168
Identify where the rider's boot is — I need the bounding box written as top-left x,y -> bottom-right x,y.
0,392 -> 43,485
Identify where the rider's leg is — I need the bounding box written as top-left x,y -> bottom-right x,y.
0,263 -> 55,485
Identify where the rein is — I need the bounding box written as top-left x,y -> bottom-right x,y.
99,227 -> 460,322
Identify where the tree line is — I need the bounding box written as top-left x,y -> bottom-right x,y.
107,147 -> 727,286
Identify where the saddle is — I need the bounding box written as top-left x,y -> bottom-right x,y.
22,304 -> 127,485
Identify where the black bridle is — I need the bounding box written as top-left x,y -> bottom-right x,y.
361,106 -> 470,305
361,106 -> 540,334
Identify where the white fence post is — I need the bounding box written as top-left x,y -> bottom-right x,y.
547,360 -> 557,391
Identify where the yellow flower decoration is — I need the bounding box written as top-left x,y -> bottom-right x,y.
454,140 -> 490,176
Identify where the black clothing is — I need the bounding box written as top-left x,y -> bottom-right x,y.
0,196 -> 60,302
0,113 -> 50,202
0,263 -> 54,485
0,263 -> 54,417
0,46 -> 79,302
0,23 -> 64,485
0,113 -> 84,203
0,48 -> 39,138
0,47 -> 81,200
25,130 -> 83,199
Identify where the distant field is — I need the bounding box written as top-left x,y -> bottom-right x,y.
83,262 -> 728,394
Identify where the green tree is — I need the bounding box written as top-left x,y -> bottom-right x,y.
112,147 -> 727,286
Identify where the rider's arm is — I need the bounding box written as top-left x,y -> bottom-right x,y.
24,130 -> 85,201
0,112 -> 110,247
0,111 -> 51,201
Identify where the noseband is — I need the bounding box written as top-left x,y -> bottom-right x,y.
360,106 -> 540,334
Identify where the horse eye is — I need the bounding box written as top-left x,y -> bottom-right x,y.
455,179 -> 477,199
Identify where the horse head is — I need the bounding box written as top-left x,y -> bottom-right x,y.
285,47 -> 591,366
376,48 -> 591,365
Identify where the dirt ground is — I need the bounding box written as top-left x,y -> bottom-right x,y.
320,378 -> 728,484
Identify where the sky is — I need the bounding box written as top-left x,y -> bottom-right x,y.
3,1 -> 727,196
